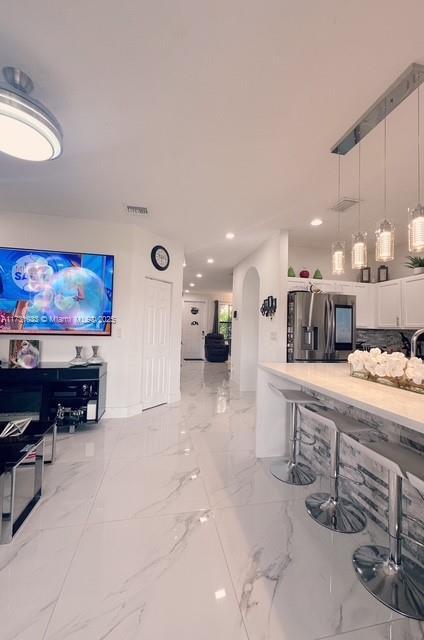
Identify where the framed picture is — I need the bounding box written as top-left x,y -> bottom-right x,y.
360,267 -> 371,283
378,265 -> 389,282
9,339 -> 41,369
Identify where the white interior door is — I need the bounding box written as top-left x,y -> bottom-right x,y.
182,301 -> 206,359
142,278 -> 172,410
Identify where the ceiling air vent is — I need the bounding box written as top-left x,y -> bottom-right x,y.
330,197 -> 359,212
126,205 -> 148,215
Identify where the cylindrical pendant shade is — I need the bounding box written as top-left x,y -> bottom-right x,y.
408,204 -> 424,253
331,240 -> 345,275
375,219 -> 395,262
351,231 -> 367,269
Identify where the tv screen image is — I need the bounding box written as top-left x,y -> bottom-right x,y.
0,248 -> 114,335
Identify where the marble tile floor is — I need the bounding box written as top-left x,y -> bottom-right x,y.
1,361 -> 423,639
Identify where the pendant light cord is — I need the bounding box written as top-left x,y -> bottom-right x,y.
418,73 -> 421,204
358,141 -> 361,232
384,98 -> 387,218
337,154 -> 341,236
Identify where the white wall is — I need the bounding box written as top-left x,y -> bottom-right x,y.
183,291 -> 233,334
232,231 -> 288,386
288,242 -> 418,282
0,211 -> 183,417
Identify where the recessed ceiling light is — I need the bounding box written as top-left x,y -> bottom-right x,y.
207,258 -> 214,264
183,260 -> 186,267
225,232 -> 235,239
189,283 -> 195,287
214,588 -> 227,600
0,66 -> 62,161
310,218 -> 323,226
196,273 -> 202,278
184,289 -> 189,293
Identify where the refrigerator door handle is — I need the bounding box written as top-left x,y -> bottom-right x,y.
324,298 -> 331,354
330,299 -> 336,353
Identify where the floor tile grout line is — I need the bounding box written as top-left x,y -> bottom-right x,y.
41,440 -> 117,640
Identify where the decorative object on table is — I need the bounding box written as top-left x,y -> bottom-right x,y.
9,340 -> 40,368
288,266 -> 296,277
360,266 -> 371,283
0,417 -> 32,438
313,269 -> 322,279
377,264 -> 389,282
87,345 -> 104,365
69,346 -> 87,367
151,245 -> 170,271
404,255 -> 424,275
299,269 -> 310,278
348,348 -> 424,395
260,297 -> 277,319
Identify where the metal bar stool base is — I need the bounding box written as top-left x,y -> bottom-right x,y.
352,544 -> 424,621
270,461 -> 316,486
305,492 -> 367,534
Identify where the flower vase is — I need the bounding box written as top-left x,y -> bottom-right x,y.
69,346 -> 87,367
87,346 -> 104,365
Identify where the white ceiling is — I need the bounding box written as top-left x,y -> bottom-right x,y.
1,1 -> 424,293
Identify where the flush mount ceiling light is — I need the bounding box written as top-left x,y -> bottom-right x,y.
0,66 -> 62,161
310,218 -> 323,226
225,232 -> 235,239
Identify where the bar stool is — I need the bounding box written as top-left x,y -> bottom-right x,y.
268,384 -> 320,486
352,439 -> 424,620
299,405 -> 372,534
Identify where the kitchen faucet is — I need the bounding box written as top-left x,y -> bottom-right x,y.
411,328 -> 424,358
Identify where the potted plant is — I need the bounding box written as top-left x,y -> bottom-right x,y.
404,255 -> 424,275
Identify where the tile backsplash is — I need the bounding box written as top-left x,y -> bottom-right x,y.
356,328 -> 417,355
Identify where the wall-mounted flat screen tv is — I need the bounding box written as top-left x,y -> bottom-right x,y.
0,247 -> 114,335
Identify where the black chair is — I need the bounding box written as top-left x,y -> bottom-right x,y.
204,333 -> 229,363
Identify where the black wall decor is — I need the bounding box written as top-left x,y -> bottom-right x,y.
260,296 -> 277,319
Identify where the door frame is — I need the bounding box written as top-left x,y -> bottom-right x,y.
182,299 -> 207,360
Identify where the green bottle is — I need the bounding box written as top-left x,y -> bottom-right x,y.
288,266 -> 296,277
313,269 -> 323,279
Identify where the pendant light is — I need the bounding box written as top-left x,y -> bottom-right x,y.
0,67 -> 62,161
331,155 -> 345,274
351,141 -> 367,269
409,72 -> 424,253
376,99 -> 395,261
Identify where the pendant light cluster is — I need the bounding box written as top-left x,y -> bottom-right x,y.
331,66 -> 424,265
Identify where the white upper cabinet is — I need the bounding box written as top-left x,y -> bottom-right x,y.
402,274 -> 424,328
287,275 -> 424,330
376,280 -> 402,328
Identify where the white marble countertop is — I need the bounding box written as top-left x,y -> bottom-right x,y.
259,362 -> 424,434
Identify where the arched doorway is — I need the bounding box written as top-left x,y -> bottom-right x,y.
240,267 -> 260,391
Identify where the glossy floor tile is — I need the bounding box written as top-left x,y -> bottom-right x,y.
1,361 -> 421,639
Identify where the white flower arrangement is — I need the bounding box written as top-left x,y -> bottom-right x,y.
348,348 -> 424,391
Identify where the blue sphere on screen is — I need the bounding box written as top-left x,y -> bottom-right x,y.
47,267 -> 105,328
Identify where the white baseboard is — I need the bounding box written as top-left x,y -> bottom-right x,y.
104,403 -> 143,419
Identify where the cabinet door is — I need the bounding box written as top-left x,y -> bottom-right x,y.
377,281 -> 402,328
348,283 -> 374,328
402,275 -> 424,328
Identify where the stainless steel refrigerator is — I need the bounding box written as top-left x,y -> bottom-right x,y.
287,290 -> 356,362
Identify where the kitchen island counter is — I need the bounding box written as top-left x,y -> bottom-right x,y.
256,362 -> 424,458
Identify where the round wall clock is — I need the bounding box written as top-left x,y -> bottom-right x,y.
151,245 -> 170,271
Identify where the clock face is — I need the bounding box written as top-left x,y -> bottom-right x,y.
151,245 -> 170,271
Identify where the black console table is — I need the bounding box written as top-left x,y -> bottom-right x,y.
0,362 -> 107,427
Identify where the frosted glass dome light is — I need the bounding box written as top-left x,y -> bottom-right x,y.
0,67 -> 62,161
